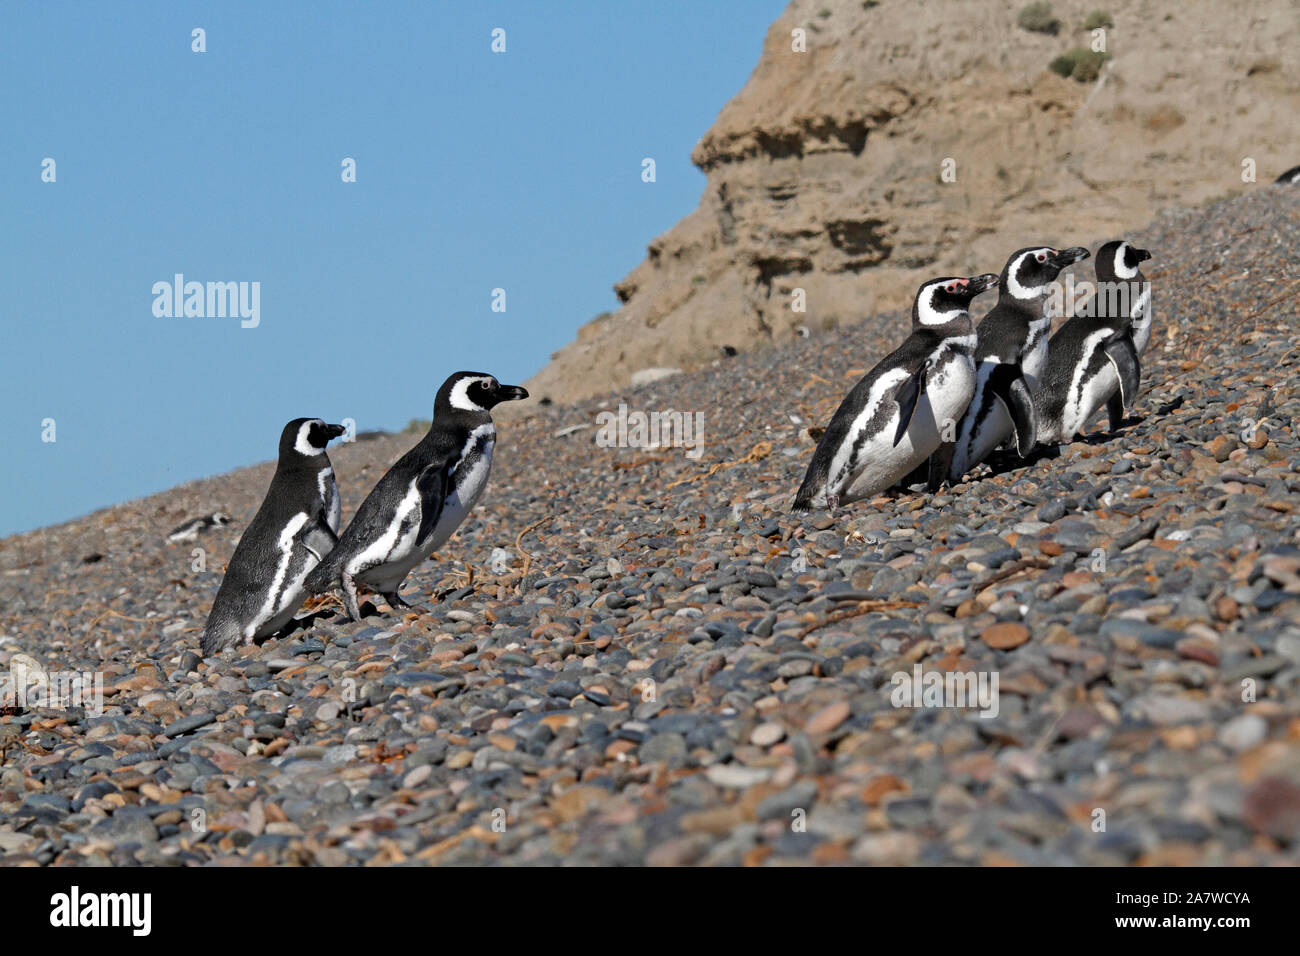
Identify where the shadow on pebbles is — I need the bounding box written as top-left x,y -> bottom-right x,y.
3,189 -> 1300,866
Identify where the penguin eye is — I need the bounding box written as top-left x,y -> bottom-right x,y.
1035,252 -> 1047,263
944,283 -> 956,293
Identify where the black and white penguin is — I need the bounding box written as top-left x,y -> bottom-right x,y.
1275,165 -> 1300,186
792,273 -> 999,512
1037,240 -> 1150,443
303,372 -> 528,619
946,245 -> 1090,481
200,418 -> 347,655
1100,237 -> 1154,356
167,512 -> 232,543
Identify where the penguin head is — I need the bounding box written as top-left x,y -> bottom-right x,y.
1001,246 -> 1090,300
914,273 -> 999,326
281,418 -> 346,459
1094,240 -> 1152,282
438,372 -> 530,416
210,512 -> 232,527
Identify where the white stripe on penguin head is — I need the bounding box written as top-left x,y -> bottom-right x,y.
917,281 -> 965,326
1113,242 -> 1137,279
449,375 -> 495,412
1006,249 -> 1053,299
294,420 -> 324,456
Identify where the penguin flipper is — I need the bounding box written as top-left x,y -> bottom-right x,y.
893,360 -> 931,448
295,511 -> 339,562
414,463 -> 451,548
1103,337 -> 1141,411
987,364 -> 1037,457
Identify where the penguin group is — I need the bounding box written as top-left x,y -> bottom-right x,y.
198,249 -> 1151,652
794,239 -> 1153,513
200,372 -> 528,655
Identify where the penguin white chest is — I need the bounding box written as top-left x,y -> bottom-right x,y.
354,437 -> 496,592
1061,331 -> 1120,439
318,467 -> 341,533
1023,317 -> 1051,388
926,355 -> 978,433
841,354 -> 974,502
954,360 -> 1015,475
249,512 -> 314,639
1129,290 -> 1153,355
424,437 -> 495,555
1064,363 -> 1118,439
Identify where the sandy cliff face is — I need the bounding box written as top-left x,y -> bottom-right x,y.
526,0 -> 1300,405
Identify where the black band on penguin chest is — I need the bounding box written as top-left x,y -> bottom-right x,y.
450,430 -> 492,489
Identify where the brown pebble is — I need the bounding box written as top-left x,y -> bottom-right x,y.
1176,638 -> 1220,666
1208,434 -> 1237,463
804,700 -> 851,735
860,773 -> 909,805
981,622 -> 1030,650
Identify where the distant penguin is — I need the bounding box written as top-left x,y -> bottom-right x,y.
167,512 -> 232,543
792,273 -> 999,512
1037,240 -> 1150,443
1276,165 -> 1300,185
1100,237 -> 1155,356
199,419 -> 346,655
304,372 -> 528,620
946,246 -> 1090,481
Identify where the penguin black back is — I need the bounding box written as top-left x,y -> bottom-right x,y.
200,417 -> 346,655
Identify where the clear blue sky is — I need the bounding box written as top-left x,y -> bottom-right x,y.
0,0 -> 786,537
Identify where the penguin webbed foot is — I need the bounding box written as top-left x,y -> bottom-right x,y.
382,591 -> 415,612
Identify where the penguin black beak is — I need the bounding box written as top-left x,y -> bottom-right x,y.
1135,248 -> 1153,262
497,385 -> 529,403
967,273 -> 999,295
323,424 -> 347,440
1052,247 -> 1091,267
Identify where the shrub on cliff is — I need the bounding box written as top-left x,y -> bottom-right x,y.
1017,2 -> 1061,34
1050,47 -> 1110,82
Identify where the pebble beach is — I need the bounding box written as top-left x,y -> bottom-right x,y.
2,187 -> 1299,866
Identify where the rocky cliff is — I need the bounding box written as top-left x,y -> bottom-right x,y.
525,0 -> 1300,405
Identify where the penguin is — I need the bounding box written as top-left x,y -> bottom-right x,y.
946,246 -> 1090,481
167,512 -> 232,543
1036,240 -> 1150,443
200,418 -> 346,655
1276,165 -> 1300,185
1101,237 -> 1155,357
792,273 -> 999,513
303,372 -> 528,620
